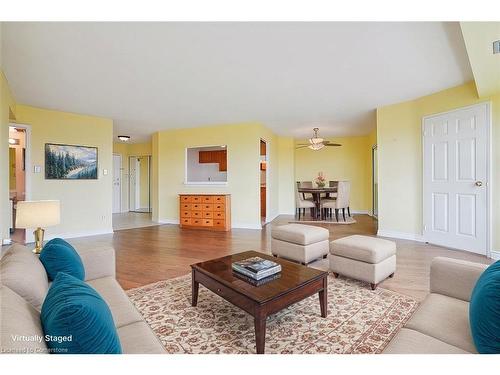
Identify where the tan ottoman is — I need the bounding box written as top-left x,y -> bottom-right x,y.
330,235 -> 396,290
271,224 -> 330,265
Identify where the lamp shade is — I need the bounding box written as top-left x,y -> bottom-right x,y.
16,200 -> 61,228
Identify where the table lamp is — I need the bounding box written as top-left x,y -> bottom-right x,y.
16,200 -> 61,254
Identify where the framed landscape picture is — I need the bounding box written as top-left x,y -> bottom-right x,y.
45,143 -> 98,180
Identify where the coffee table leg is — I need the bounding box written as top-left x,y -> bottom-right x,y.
319,276 -> 328,318
191,270 -> 199,307
254,312 -> 267,354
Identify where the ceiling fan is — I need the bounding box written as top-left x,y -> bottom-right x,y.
296,128 -> 342,150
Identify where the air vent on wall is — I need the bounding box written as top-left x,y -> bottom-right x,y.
494,40 -> 500,54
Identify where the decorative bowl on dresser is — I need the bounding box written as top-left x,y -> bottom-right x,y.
179,194 -> 231,231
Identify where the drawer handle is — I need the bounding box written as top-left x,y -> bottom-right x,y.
217,288 -> 221,292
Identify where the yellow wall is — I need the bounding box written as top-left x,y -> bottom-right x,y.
112,141 -> 152,212
460,22 -> 500,97
15,105 -> 114,239
294,135 -> 375,212
154,123 -> 276,228
0,71 -> 17,240
377,81 -> 500,251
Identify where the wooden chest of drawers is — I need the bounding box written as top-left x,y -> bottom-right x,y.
179,194 -> 231,231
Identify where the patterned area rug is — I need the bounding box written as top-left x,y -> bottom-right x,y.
126,274 -> 418,354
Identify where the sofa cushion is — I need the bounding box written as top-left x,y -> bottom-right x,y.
40,241 -> 85,281
405,293 -> 476,353
271,224 -> 329,245
383,328 -> 470,354
117,322 -> 165,354
0,286 -> 48,354
469,260 -> 500,354
0,244 -> 49,310
330,235 -> 396,264
87,277 -> 143,328
41,272 -> 122,354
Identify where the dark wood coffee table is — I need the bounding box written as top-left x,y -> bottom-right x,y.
191,251 -> 328,354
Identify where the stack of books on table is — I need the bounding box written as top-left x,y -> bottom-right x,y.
232,257 -> 282,286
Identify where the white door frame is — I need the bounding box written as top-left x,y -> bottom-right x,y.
8,123 -> 32,244
112,153 -> 122,214
422,101 -> 492,258
260,138 -> 271,225
135,157 -> 141,210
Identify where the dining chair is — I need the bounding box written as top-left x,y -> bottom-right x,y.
321,180 -> 338,201
295,182 -> 316,219
321,180 -> 351,221
297,181 -> 314,200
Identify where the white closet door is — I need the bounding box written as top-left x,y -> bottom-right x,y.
423,103 -> 489,255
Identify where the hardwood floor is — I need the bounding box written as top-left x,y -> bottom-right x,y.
65,214 -> 493,301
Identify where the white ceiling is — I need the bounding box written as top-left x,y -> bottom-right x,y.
2,22 -> 472,143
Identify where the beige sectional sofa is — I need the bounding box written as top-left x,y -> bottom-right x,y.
1,243 -> 165,354
383,257 -> 488,354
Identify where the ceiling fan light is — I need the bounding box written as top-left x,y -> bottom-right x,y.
118,135 -> 130,142
308,143 -> 324,151
309,137 -> 324,145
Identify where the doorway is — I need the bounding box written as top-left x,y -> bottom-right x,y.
129,155 -> 151,213
423,102 -> 490,256
260,139 -> 267,224
372,145 -> 378,218
8,124 -> 30,245
112,154 -> 122,214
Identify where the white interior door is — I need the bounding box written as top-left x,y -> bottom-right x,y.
423,103 -> 489,255
112,154 -> 121,214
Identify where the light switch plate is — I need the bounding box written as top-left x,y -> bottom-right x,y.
494,40 -> 500,54
33,165 -> 42,173
103,169 -> 108,175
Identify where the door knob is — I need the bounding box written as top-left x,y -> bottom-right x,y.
475,181 -> 483,187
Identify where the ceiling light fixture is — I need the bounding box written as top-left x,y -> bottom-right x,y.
9,138 -> 19,145
296,128 -> 342,150
118,135 -> 130,142
308,143 -> 325,151
308,128 -> 324,145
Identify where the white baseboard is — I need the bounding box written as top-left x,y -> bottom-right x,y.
351,210 -> 371,215
232,223 -> 262,230
264,212 -> 280,225
377,229 -> 424,242
490,250 -> 500,260
2,238 -> 13,246
157,219 -> 179,225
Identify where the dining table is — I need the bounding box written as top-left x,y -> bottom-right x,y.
297,186 -> 337,219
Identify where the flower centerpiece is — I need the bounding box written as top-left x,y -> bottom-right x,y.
315,172 -> 326,188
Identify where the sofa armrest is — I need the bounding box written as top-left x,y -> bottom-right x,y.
74,244 -> 116,281
430,257 -> 488,302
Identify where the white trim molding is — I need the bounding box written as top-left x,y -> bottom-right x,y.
351,210 -> 371,215
490,251 -> 500,261
377,229 -> 424,242
157,219 -> 180,225
232,223 -> 262,230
